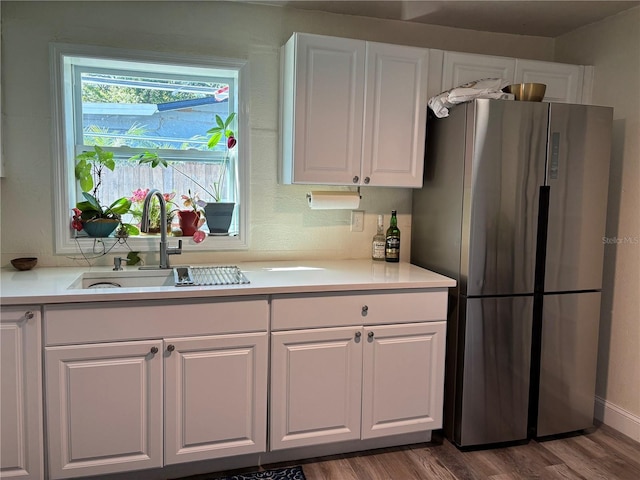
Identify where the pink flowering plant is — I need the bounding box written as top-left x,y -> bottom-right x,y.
129,188 -> 178,231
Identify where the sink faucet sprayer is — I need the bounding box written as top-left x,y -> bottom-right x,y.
140,189 -> 181,269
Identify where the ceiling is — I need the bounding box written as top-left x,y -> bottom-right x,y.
256,1 -> 640,37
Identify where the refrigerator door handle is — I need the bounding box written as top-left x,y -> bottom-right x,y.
549,132 -> 560,180
535,186 -> 550,293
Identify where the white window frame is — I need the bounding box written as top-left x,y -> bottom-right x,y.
50,43 -> 250,255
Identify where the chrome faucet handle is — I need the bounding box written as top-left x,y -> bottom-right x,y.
167,240 -> 182,256
113,257 -> 129,271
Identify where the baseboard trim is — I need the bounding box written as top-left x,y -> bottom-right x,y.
594,395 -> 640,442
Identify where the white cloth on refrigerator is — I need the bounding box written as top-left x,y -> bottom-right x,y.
428,78 -> 514,118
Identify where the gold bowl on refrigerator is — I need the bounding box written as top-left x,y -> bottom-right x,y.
504,83 -> 547,101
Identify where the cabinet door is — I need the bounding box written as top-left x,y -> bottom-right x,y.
515,59 -> 583,103
442,51 -> 515,90
281,33 -> 365,185
0,308 -> 43,480
361,321 -> 446,439
45,340 -> 163,479
362,42 -> 428,187
270,327 -> 363,450
164,333 -> 268,464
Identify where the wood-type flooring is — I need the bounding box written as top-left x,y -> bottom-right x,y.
187,423 -> 639,480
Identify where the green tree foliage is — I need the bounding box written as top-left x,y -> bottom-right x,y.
81,74 -> 227,104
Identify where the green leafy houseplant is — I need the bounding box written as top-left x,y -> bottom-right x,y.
131,113 -> 237,203
72,146 -> 138,237
205,112 -> 237,202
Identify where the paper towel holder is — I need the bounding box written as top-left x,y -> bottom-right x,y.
306,187 -> 362,202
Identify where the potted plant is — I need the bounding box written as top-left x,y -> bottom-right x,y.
129,188 -> 177,234
177,189 -> 205,239
72,146 -> 138,237
131,113 -> 238,235
202,113 -> 237,234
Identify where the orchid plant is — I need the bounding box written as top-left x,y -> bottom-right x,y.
73,146 -> 138,236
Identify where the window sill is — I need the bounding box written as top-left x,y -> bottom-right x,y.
56,232 -> 248,256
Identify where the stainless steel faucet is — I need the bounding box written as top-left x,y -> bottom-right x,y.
140,189 -> 181,269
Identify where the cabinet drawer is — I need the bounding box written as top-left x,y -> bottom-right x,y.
271,289 -> 447,331
44,297 -> 269,346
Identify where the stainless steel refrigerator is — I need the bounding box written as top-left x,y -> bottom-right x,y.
411,98 -> 612,448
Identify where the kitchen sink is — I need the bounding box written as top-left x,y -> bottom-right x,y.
69,266 -> 250,290
69,269 -> 174,289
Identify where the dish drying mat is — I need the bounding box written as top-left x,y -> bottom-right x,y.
174,266 -> 250,286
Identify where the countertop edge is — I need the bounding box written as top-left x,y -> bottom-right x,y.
1,260 -> 456,306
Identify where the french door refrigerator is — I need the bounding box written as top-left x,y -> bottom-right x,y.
411,98 -> 612,448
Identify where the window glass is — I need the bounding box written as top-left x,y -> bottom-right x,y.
78,70 -> 231,151
51,45 -> 247,253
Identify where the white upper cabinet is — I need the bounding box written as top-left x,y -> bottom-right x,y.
514,59 -> 584,104
281,33 -> 365,186
362,42 -> 429,187
441,51 -> 515,91
434,50 -> 587,104
281,33 -> 427,187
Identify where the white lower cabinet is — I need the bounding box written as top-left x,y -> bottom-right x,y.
271,327 -> 363,449
45,340 -> 164,479
40,290 -> 448,475
44,299 -> 269,479
0,307 -> 43,480
361,323 -> 446,439
270,291 -> 447,451
163,333 -> 268,465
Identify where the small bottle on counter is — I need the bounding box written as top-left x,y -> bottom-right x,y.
385,210 -> 400,263
371,214 -> 386,261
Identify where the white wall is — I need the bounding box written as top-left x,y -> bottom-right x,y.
0,0 -> 553,267
555,7 -> 640,439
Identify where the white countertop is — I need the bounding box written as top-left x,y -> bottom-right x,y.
0,260 -> 456,305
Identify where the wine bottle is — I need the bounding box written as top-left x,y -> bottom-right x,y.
385,210 -> 400,263
371,214 -> 386,261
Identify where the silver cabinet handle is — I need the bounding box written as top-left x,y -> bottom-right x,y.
150,346 -> 159,354
361,305 -> 368,316
352,176 -> 359,183
25,311 -> 35,320
355,331 -> 361,339
368,331 -> 374,339
363,177 -> 370,184
167,344 -> 175,352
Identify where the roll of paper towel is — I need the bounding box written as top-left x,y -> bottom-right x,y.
307,191 -> 360,210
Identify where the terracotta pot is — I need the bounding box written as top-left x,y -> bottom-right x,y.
177,210 -> 200,236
